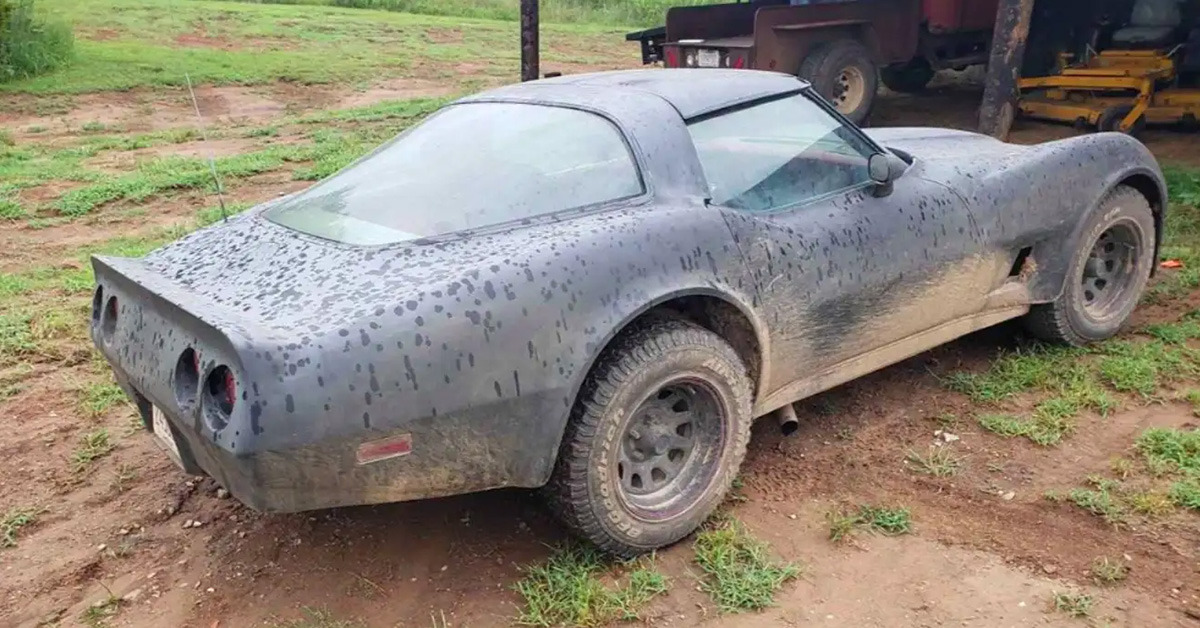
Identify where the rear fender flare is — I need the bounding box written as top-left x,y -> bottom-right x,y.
531,286 -> 769,486
1027,165 -> 1166,303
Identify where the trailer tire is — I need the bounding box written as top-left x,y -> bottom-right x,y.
880,59 -> 935,94
799,39 -> 877,124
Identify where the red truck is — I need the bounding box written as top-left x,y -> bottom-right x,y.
626,0 -> 1000,123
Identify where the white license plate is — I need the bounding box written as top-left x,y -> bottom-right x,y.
698,49 -> 720,68
151,405 -> 184,469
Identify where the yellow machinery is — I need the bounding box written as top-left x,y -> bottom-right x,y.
1017,0 -> 1200,134
1018,48 -> 1200,134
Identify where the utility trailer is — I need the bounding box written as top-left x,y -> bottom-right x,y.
627,0 -> 999,123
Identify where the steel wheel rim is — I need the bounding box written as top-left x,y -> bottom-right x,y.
833,66 -> 866,113
1080,221 -> 1142,320
615,376 -> 726,522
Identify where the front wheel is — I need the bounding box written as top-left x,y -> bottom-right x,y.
799,39 -> 878,124
544,319 -> 752,558
1023,185 -> 1156,346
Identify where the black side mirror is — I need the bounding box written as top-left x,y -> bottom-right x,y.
867,152 -> 909,198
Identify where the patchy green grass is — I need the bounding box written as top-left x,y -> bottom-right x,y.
0,312 -> 38,366
692,518 -> 800,613
1127,490 -> 1175,517
977,405 -> 1074,446
1184,389 -> 1200,416
905,445 -> 963,477
944,346 -> 1083,403
1097,339 -> 1199,396
1089,556 -> 1128,584
5,98 -> 440,218
1,506 -> 41,548
514,545 -> 668,627
71,428 -> 114,472
1067,477 -> 1126,526
53,151 -> 279,216
1166,165 -> 1200,208
266,608 -> 366,628
1170,477 -> 1200,511
80,595 -> 122,628
297,96 -> 446,124
79,380 -> 128,419
826,504 -> 913,541
856,505 -> 912,535
1137,427 -> 1200,473
1051,591 -> 1094,618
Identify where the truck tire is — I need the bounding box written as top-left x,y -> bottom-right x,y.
544,319 -> 752,558
1022,185 -> 1155,346
880,59 -> 935,93
799,39 -> 878,124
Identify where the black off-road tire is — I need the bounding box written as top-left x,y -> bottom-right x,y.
1097,105 -> 1146,137
799,39 -> 878,124
544,319 -> 753,558
880,59 -> 935,94
1023,185 -> 1156,346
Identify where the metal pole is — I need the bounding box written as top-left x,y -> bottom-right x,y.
520,0 -> 540,82
978,0 -> 1036,140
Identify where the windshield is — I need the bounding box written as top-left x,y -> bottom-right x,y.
266,103 -> 644,245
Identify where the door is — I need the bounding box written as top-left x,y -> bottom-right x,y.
686,92 -> 994,399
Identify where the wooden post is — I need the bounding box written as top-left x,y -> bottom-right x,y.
979,0 -> 1036,140
520,0 -> 539,82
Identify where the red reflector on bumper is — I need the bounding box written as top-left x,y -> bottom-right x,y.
356,433 -> 413,465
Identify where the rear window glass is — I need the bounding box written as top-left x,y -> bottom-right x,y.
265,103 -> 644,245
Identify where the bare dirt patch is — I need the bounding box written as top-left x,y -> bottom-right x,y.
174,32 -> 295,52
425,27 -> 464,45
333,78 -> 459,109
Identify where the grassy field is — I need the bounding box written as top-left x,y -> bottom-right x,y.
3,0 -> 635,93
199,0 -> 717,27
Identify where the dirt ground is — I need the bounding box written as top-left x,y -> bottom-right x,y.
2,66 -> 1200,628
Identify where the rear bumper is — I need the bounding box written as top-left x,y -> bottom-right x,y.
117,370 -> 564,513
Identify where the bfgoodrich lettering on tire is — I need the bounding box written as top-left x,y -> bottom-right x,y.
544,319 -> 752,558
1024,185 -> 1156,346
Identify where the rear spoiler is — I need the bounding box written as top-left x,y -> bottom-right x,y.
625,25 -> 666,65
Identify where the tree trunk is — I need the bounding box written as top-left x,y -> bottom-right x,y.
979,0 -> 1036,140
520,0 -> 540,82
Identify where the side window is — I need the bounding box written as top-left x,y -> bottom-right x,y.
687,93 -> 877,212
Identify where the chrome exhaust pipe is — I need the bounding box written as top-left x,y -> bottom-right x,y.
775,404 -> 799,436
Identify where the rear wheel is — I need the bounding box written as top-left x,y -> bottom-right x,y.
1023,185 -> 1155,346
799,39 -> 878,124
880,59 -> 935,93
544,319 -> 752,558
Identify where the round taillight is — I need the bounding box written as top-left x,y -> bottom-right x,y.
203,365 -> 236,431
174,348 -> 200,408
101,296 -> 119,339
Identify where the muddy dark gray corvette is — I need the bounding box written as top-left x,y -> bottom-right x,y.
91,70 -> 1166,556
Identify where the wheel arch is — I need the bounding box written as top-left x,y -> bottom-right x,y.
1118,171 -> 1167,275
536,288 -> 769,485
1027,168 -> 1167,303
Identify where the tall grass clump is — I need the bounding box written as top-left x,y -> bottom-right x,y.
0,0 -> 73,82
